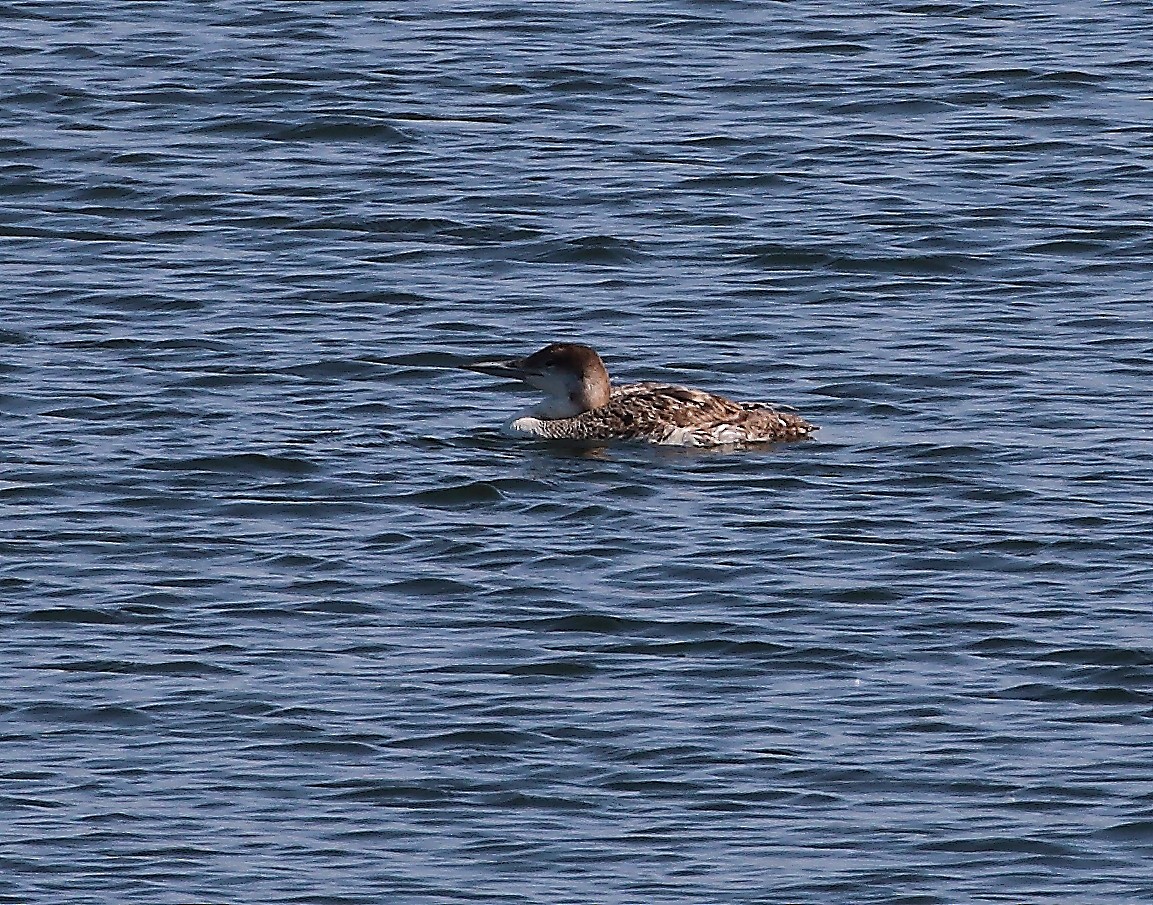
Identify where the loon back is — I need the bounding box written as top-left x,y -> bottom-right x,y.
509,381 -> 817,447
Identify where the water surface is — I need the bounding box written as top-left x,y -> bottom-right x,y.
3,2 -> 1153,903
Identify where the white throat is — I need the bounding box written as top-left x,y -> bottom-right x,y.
530,392 -> 583,420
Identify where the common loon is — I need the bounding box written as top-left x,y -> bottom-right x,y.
462,342 -> 817,447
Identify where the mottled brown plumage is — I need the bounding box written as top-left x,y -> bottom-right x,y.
462,342 -> 817,447
570,382 -> 816,445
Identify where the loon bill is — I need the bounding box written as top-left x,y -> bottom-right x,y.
461,342 -> 817,447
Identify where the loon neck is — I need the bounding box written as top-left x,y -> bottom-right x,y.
532,373 -> 611,420
577,366 -> 612,412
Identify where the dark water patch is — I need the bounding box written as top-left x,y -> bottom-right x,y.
504,660 -> 596,678
36,659 -> 238,677
931,835 -> 1084,858
19,704 -> 153,727
1034,647 -> 1153,668
367,350 -> 475,369
967,636 -> 1050,657
362,531 -> 416,548
836,251 -> 986,275
1025,238 -> 1113,256
217,499 -> 377,519
997,684 -> 1152,706
294,598 -> 379,617
137,453 -> 318,476
171,371 -> 273,387
40,401 -> 154,422
208,602 -> 321,621
284,740 -> 379,756
391,482 -> 507,507
518,613 -> 672,636
1029,69 -> 1108,87
1097,820 -> 1153,843
531,235 -> 645,265
825,585 -> 907,605
279,358 -> 382,381
677,172 -> 790,190
602,639 -> 864,668
0,394 -> 50,415
22,607 -> 125,625
297,214 -> 458,236
320,780 -> 459,806
381,577 -> 479,597
57,336 -> 229,353
387,729 -> 540,751
2,793 -> 64,810
728,241 -> 834,270
781,41 -> 869,56
103,494 -> 204,514
203,116 -> 416,145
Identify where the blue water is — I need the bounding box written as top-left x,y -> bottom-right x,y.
3,3 -> 1153,903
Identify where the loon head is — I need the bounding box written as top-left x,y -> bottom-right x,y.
462,342 -> 612,418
